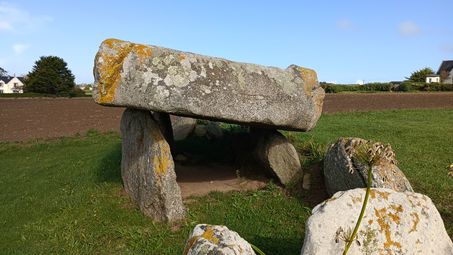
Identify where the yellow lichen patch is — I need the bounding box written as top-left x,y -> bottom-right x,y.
374,207 -> 402,249
390,204 -> 403,213
152,141 -> 171,176
298,67 -> 318,96
150,125 -> 171,176
409,212 -> 420,233
133,44 -> 153,63
182,226 -> 220,255
201,227 -> 220,245
96,39 -> 134,104
96,39 -> 153,104
370,189 -> 390,200
351,195 -> 363,204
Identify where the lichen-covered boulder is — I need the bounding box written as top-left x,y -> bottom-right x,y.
324,137 -> 413,196
253,129 -> 302,185
120,108 -> 185,222
301,188 -> 453,255
93,38 -> 324,131
183,224 -> 256,255
170,115 -> 196,141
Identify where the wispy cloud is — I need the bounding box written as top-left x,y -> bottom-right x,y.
398,21 -> 421,37
13,43 -> 30,54
336,19 -> 353,31
0,2 -> 52,33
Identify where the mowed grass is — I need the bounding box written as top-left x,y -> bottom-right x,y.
0,109 -> 452,254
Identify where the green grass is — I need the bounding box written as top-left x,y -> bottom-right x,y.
0,109 -> 452,254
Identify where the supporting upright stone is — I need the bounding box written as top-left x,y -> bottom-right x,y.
152,112 -> 174,149
252,129 -> 302,185
120,108 -> 185,222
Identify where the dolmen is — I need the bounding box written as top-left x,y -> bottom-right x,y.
92,38 -> 325,222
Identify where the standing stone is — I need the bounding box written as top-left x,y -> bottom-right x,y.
170,115 -> 197,141
93,38 -> 324,131
120,108 -> 185,222
253,129 -> 302,185
324,137 -> 413,196
184,224 -> 256,255
206,121 -> 223,139
152,112 -> 174,147
301,188 -> 453,255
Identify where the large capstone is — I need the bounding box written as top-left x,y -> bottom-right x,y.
120,108 -> 185,222
323,137 -> 413,196
93,39 -> 324,131
301,188 -> 453,255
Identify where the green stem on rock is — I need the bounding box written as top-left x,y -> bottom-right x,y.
342,163 -> 373,255
250,243 -> 266,255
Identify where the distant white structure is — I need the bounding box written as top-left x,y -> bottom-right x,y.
0,75 -> 25,93
356,80 -> 364,85
425,74 -> 440,84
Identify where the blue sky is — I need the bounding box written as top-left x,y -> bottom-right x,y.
1,0 -> 452,84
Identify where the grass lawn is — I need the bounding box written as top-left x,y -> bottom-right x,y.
1,109 -> 452,254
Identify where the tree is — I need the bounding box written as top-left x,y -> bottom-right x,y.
406,67 -> 434,83
25,56 -> 75,95
0,67 -> 7,76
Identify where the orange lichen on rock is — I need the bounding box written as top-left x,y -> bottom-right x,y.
96,38 -> 153,104
183,226 -> 219,255
370,189 -> 391,200
374,207 -> 402,249
201,227 -> 220,244
151,126 -> 171,177
409,212 -> 420,233
298,67 -> 318,96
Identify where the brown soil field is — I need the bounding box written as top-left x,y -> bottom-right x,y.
1,92 -> 452,142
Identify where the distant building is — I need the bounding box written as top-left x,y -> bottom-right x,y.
436,60 -> 453,84
425,74 -> 440,83
0,75 -> 25,94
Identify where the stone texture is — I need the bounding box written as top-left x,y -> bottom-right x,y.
93,38 -> 324,131
253,129 -> 302,185
301,188 -> 453,255
324,137 -> 413,196
170,115 -> 196,141
120,108 -> 185,222
206,121 -> 223,139
183,224 -> 256,255
193,125 -> 207,137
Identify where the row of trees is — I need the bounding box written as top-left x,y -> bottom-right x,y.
2,56 -> 84,96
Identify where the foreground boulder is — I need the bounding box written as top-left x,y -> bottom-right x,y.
253,129 -> 302,185
184,224 -> 256,255
121,108 -> 185,222
324,137 -> 413,196
93,38 -> 324,131
301,188 -> 453,255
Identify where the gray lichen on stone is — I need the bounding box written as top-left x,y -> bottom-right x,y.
93,38 -> 325,131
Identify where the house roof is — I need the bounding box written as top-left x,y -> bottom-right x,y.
437,60 -> 453,74
0,76 -> 25,84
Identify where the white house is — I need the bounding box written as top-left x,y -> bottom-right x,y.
0,76 -> 24,93
425,74 -> 440,83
